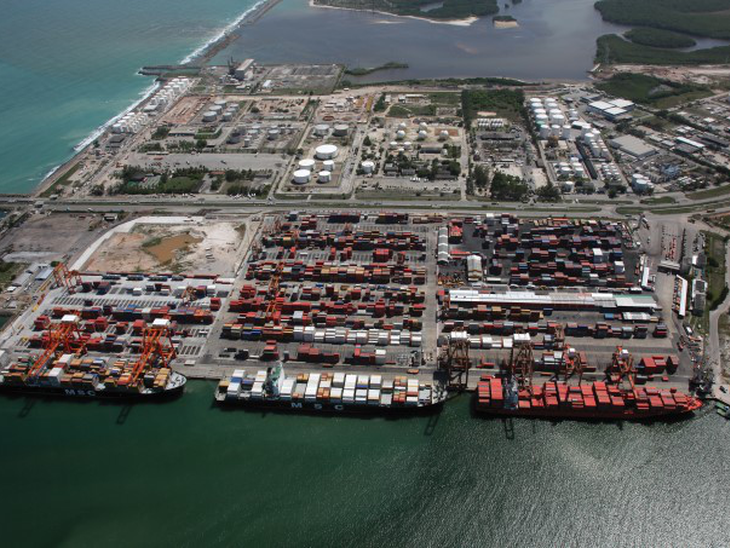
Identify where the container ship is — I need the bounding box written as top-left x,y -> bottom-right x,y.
216,364 -> 446,414
0,359 -> 186,400
475,375 -> 702,420
0,315 -> 186,400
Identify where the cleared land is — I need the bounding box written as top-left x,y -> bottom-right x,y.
83,221 -> 248,276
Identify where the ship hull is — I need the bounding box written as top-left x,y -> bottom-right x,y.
0,376 -> 186,401
475,403 -> 699,421
216,396 -> 444,416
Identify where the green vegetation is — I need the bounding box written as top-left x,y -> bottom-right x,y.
536,181 -> 562,203
624,28 -> 696,48
461,88 -> 526,127
468,164 -> 489,195
596,34 -> 730,66
387,104 -> 437,117
115,166 -> 206,195
344,62 -> 409,76
595,73 -> 712,108
373,94 -> 387,112
490,171 -> 528,201
641,196 -> 677,205
314,0 -> 498,19
142,237 -> 162,249
493,15 -> 516,22
0,261 -> 25,291
704,231 -> 728,312
595,0 -> 730,39
151,126 -> 170,140
40,163 -> 81,198
688,184 -> 730,200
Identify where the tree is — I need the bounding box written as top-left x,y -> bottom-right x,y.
537,181 -> 561,203
195,139 -> 207,150
363,136 -> 372,147
490,171 -> 528,201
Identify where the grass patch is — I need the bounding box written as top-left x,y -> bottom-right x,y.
461,88 -> 526,126
40,163 -> 81,198
142,237 -> 162,248
641,196 -> 676,204
387,104 -> 437,117
344,62 -> 408,76
596,34 -> 730,66
595,73 -> 712,108
687,184 -> 730,200
0,261 -> 25,291
704,230 -> 728,312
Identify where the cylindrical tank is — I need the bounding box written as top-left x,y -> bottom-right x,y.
417,130 -> 428,140
202,111 -> 217,122
318,170 -> 332,183
439,130 -> 450,140
298,159 -> 316,170
210,105 -> 223,114
396,130 -> 406,140
315,144 -> 338,160
323,160 -> 335,172
333,124 -> 348,137
403,141 -> 412,151
539,124 -> 550,139
314,124 -> 329,137
268,129 -> 280,140
361,160 -> 375,174
292,169 -> 311,185
561,125 -> 571,139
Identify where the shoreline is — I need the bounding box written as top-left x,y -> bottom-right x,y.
32,0 -> 283,198
308,0 -> 480,27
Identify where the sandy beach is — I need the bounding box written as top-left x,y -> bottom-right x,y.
308,0 -> 479,27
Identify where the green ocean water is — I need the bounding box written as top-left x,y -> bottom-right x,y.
0,381 -> 728,547
0,0 -> 260,194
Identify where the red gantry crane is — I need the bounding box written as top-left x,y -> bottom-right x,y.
28,319 -> 86,380
52,262 -> 82,294
130,323 -> 176,385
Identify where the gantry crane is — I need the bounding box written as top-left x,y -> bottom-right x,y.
52,262 -> 82,294
27,320 -> 86,380
130,325 -> 176,385
507,338 -> 534,393
552,324 -> 584,384
438,337 -> 470,390
264,262 -> 283,324
607,345 -> 635,390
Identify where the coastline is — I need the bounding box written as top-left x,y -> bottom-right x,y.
308,0 -> 479,27
32,0 -> 282,198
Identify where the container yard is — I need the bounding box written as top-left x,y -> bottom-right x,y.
0,208 -> 707,419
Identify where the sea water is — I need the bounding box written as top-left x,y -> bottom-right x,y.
0,382 -> 728,547
0,0 -> 261,194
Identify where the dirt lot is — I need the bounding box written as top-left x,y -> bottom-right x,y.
0,212 -> 106,263
83,220 -> 248,276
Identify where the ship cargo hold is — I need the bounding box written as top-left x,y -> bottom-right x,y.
475,375 -> 701,420
216,364 -> 446,414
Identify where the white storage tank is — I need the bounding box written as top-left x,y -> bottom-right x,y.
314,124 -> 329,136
318,170 -> 332,183
361,160 -> 375,174
333,124 -> 349,136
292,169 -> 311,185
315,144 -> 338,160
202,111 -> 217,122
298,159 -> 316,170
417,130 -> 428,140
395,130 -> 406,140
323,159 -> 335,172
